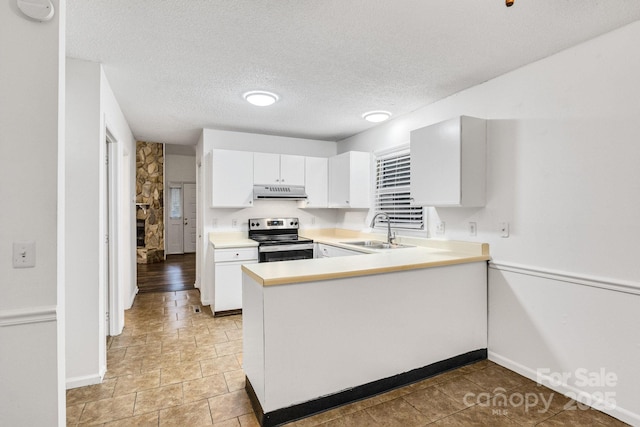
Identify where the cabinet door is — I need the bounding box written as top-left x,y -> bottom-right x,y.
411,118 -> 461,206
317,244 -> 333,258
214,263 -> 242,312
347,152 -> 371,208
214,260 -> 258,312
253,152 -> 281,184
211,150 -> 254,207
318,244 -> 330,258
328,246 -> 362,257
280,155 -> 305,186
304,157 -> 328,208
328,153 -> 350,207
410,116 -> 485,207
317,243 -> 363,257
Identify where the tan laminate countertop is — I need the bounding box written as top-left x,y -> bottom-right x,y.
209,232 -> 258,249
239,228 -> 490,286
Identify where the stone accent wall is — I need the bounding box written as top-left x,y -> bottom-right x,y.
136,141 -> 164,264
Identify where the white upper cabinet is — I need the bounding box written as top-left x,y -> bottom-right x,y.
280,155 -> 305,185
301,156 -> 328,208
410,116 -> 486,207
253,153 -> 280,184
328,151 -> 371,208
210,149 -> 254,208
253,153 -> 305,186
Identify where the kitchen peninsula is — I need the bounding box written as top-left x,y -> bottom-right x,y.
241,230 -> 490,426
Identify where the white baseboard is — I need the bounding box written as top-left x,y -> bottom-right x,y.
66,372 -> 104,390
489,351 -> 640,426
128,287 -> 139,309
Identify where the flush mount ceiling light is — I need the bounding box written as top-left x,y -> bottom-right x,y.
244,91 -> 279,107
362,111 -> 392,123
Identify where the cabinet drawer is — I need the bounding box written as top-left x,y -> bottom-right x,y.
215,248 -> 258,262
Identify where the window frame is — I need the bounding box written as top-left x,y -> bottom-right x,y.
372,144 -> 424,231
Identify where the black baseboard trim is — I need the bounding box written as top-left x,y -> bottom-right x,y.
214,308 -> 242,317
245,348 -> 487,427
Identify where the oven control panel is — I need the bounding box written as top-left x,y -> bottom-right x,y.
249,217 -> 299,230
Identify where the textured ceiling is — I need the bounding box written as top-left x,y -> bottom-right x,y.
67,1 -> 640,145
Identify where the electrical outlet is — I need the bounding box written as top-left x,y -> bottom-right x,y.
311,216 -> 316,225
469,222 -> 477,237
436,221 -> 445,235
232,218 -> 238,228
499,221 -> 510,238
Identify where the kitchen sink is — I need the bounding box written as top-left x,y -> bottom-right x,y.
340,240 -> 413,250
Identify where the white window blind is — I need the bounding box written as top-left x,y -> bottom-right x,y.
373,148 -> 424,230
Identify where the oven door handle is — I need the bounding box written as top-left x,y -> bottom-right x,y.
259,243 -> 314,253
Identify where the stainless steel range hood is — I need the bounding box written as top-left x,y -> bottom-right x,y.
253,184 -> 308,200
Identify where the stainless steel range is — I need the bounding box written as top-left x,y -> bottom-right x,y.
248,217 -> 314,262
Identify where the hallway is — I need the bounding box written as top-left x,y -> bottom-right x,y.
136,254 -> 196,293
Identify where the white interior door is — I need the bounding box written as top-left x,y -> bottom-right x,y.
183,183 -> 197,253
167,183 -> 184,254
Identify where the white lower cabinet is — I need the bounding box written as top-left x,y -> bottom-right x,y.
213,247 -> 258,313
317,243 -> 364,258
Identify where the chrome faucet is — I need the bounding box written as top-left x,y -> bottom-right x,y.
370,212 -> 395,245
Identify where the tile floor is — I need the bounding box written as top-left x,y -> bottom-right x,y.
67,290 -> 628,426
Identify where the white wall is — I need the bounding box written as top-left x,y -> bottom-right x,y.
339,20 -> 640,424
65,58 -> 136,389
196,129 -> 337,304
166,154 -> 196,183
100,67 -> 137,314
0,1 -> 65,425
207,129 -> 337,157
65,59 -> 102,388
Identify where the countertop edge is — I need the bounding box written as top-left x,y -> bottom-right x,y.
252,256 -> 491,287
242,266 -> 265,286
211,241 -> 259,249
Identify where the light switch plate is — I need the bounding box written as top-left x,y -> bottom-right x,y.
13,241 -> 36,268
499,222 -> 510,238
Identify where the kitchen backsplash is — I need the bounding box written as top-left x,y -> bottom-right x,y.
209,200 -> 339,231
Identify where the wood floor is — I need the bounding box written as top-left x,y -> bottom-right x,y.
137,253 -> 196,293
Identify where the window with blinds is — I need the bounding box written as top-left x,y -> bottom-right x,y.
373,148 -> 424,230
